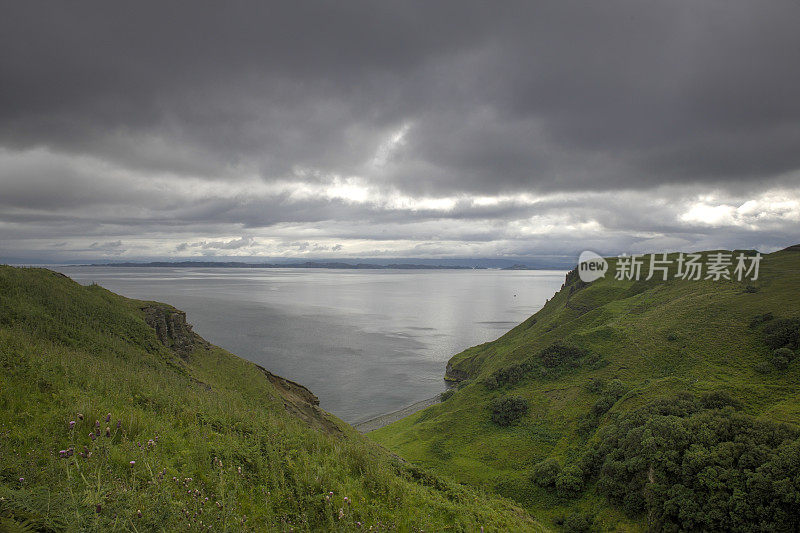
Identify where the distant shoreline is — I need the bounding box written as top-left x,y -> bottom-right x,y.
70,261 -> 555,270
353,395 -> 441,433
84,261 -> 482,269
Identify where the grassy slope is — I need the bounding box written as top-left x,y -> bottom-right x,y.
0,266 -> 544,532
370,247 -> 800,530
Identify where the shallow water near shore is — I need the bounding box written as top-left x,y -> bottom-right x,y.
56,266 -> 566,422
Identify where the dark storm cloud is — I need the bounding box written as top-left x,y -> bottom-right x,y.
2,1 -> 800,195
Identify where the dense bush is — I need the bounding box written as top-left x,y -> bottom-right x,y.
555,465 -> 585,497
699,390 -> 743,410
772,353 -> 790,369
531,458 -> 562,487
490,396 -> 529,426
440,389 -> 455,401
484,361 -> 534,389
578,394 -> 800,531
538,344 -> 588,368
762,317 -> 800,350
562,512 -> 594,533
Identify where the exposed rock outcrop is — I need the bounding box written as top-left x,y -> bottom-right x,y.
141,304 -> 207,358
256,365 -> 342,435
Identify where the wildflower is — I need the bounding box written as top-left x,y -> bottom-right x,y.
18,478 -> 23,483
237,466 -> 242,475
77,413 -> 84,420
147,439 -> 154,447
338,508 -> 344,519
344,496 -> 350,505
95,420 -> 100,428
130,460 -> 136,466
116,420 -> 121,429
69,421 -> 76,429
89,432 -> 96,441
105,427 -> 111,437
137,509 -> 142,518
105,413 -> 111,423
95,504 -> 102,514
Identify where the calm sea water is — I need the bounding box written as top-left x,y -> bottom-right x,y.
55,267 -> 566,422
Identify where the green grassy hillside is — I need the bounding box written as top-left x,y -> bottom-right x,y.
0,266 -> 543,532
371,247 -> 800,531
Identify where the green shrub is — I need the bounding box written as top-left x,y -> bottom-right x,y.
538,344 -> 588,368
763,318 -> 800,349
484,361 -> 534,389
774,347 -> 795,360
530,458 -> 561,487
590,395 -> 616,418
772,353 -> 790,370
699,390 -> 743,410
586,378 -> 606,394
562,511 -> 593,533
490,396 -> 529,426
555,465 -> 584,497
440,389 -> 455,401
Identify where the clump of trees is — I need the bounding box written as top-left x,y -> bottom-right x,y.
484,343 -> 603,389
489,396 -> 529,426
750,314 -> 799,373
576,393 -> 800,530
484,361 -> 535,389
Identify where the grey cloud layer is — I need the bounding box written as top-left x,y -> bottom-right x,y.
1,1 -> 799,261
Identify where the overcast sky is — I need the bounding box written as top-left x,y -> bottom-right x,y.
1,1 -> 799,263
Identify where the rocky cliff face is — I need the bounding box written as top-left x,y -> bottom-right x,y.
141,304 -> 207,358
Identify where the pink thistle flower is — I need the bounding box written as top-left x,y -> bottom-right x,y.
69,421 -> 76,429
130,460 -> 136,466
105,413 -> 111,423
